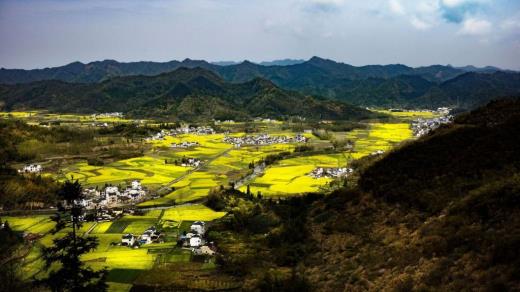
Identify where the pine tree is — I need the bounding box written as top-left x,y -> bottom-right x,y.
37,179 -> 107,291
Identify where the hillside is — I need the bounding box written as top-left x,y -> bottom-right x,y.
306,99 -> 520,290
204,99 -> 520,291
2,57 -> 518,109
0,67 -> 375,121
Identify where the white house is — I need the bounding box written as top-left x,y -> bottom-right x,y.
121,234 -> 135,246
190,221 -> 205,235
104,186 -> 120,204
131,180 -> 141,190
190,234 -> 202,247
19,164 -> 42,174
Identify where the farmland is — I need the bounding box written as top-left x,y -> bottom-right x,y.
6,110 -> 432,203
2,203 -> 226,291
1,109 -> 436,291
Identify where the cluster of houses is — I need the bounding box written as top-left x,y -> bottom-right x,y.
370,149 -> 385,156
172,157 -> 202,168
223,133 -> 308,148
214,120 -> 235,124
412,113 -> 454,137
146,126 -> 216,141
178,221 -> 216,256
121,226 -> 162,247
91,122 -> 109,128
308,167 -> 353,179
170,141 -> 200,149
18,164 -> 43,174
78,180 -> 147,209
252,117 -> 279,123
90,112 -> 123,119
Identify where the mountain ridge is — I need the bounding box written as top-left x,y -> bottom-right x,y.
0,66 -> 376,121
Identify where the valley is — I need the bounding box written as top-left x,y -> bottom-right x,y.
0,108 -> 439,291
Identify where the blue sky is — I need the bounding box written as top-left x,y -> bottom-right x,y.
0,0 -> 519,69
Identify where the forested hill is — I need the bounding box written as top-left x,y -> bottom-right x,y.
0,67 -> 376,121
2,57 -> 518,109
300,99 -> 520,290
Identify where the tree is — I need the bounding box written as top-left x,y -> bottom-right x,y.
36,179 -> 107,291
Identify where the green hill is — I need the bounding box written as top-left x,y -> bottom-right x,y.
3,57 -> 518,109
0,67 -> 375,121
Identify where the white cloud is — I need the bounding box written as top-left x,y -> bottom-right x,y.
389,0 -> 405,15
458,18 -> 492,35
442,0 -> 467,8
500,18 -> 520,30
410,16 -> 432,30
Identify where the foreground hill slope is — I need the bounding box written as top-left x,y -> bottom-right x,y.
0,67 -> 374,121
302,99 -> 520,290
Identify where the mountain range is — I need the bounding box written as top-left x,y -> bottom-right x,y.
0,67 -> 376,121
1,57 -> 519,110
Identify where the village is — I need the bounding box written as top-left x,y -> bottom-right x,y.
308,167 -> 353,179
119,220 -> 216,256
170,141 -> 200,148
412,112 -> 454,137
77,180 -> 148,209
147,126 -> 216,141
223,133 -> 308,148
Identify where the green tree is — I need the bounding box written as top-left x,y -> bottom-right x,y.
37,179 -> 107,291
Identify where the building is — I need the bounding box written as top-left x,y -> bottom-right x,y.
121,234 -> 135,246
19,164 -> 42,174
190,234 -> 202,247
190,221 -> 206,235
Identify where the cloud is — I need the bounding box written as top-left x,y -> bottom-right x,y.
410,16 -> 432,30
389,0 -> 405,15
302,0 -> 346,13
439,0 -> 488,23
458,18 -> 492,35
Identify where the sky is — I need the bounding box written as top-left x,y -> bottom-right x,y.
0,0 -> 519,69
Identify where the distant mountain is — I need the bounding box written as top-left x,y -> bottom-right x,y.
1,57 -> 517,109
258,59 -> 306,66
210,61 -> 240,66
0,57 -> 480,85
0,67 -> 375,121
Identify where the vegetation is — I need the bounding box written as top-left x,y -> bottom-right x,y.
2,57 -> 519,109
0,67 -> 378,121
36,180 -> 108,291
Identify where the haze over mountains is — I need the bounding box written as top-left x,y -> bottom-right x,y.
1,57 -> 519,113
